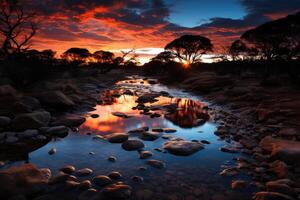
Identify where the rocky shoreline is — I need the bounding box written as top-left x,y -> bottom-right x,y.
158,71 -> 300,200
1,71 -> 300,200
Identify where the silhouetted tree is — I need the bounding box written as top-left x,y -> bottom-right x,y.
0,0 -> 37,54
165,35 -> 213,64
121,49 -> 140,66
151,51 -> 174,63
62,48 -> 91,64
241,12 -> 300,61
229,40 -> 249,61
93,50 -> 114,64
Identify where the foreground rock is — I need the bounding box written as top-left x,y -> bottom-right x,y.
122,140 -> 144,151
11,111 -> 51,130
0,116 -> 11,127
52,114 -> 86,127
101,183 -> 132,199
139,131 -> 161,141
163,140 -> 204,156
106,133 -> 129,143
259,136 -> 300,165
254,192 -> 295,200
147,160 -> 166,169
92,175 -> 112,186
0,164 -> 51,199
36,90 -> 75,109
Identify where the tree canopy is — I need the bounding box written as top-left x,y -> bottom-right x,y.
165,35 -> 213,64
240,12 -> 300,61
62,48 -> 91,63
93,50 -> 115,64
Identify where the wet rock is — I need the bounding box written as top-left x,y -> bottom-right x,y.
84,181 -> 96,190
90,114 -> 99,118
112,112 -> 130,118
201,140 -> 210,144
108,171 -> 122,179
266,182 -> 295,196
131,176 -> 143,183
152,128 -> 164,132
75,168 -> 93,177
231,180 -> 247,190
139,151 -> 153,159
106,133 -> 129,143
163,128 -> 177,133
220,168 -> 238,176
78,188 -> 98,200
49,172 -> 76,184
162,134 -> 173,140
220,146 -> 239,153
36,90 -> 75,108
260,136 -> 300,165
12,111 -> 51,130
128,127 -> 148,134
65,180 -> 80,189
122,140 -> 144,151
108,156 -> 117,162
93,135 -> 105,140
5,136 -> 19,144
93,175 -> 112,187
150,113 -> 161,118
139,131 -> 160,141
254,192 -> 295,200
44,126 -> 69,137
48,148 -> 56,155
60,165 -> 76,174
101,183 -> 132,199
269,160 -> 289,178
147,160 -> 166,169
52,114 -> 85,127
136,94 -> 158,104
21,129 -> 39,139
0,116 -> 11,127
0,164 -> 51,199
163,140 -> 204,156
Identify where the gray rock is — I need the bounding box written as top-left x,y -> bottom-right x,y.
122,140 -> 144,151
139,131 -> 160,141
12,111 -> 51,131
92,175 -> 112,186
0,116 -> 11,127
45,126 -> 69,137
36,90 -> 75,108
106,133 -> 129,143
52,114 -> 85,127
163,140 -> 204,156
5,136 -> 18,144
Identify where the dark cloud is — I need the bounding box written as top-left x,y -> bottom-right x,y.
241,0 -> 300,15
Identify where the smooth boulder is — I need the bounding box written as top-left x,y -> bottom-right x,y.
11,111 -> 51,130
122,140 -> 144,151
106,133 -> 129,143
0,164 -> 51,199
163,140 -> 204,156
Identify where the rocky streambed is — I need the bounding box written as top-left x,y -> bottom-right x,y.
1,74 -> 297,200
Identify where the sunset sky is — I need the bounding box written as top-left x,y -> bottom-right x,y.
26,0 -> 300,63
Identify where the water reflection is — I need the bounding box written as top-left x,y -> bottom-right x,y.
80,91 -> 211,135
